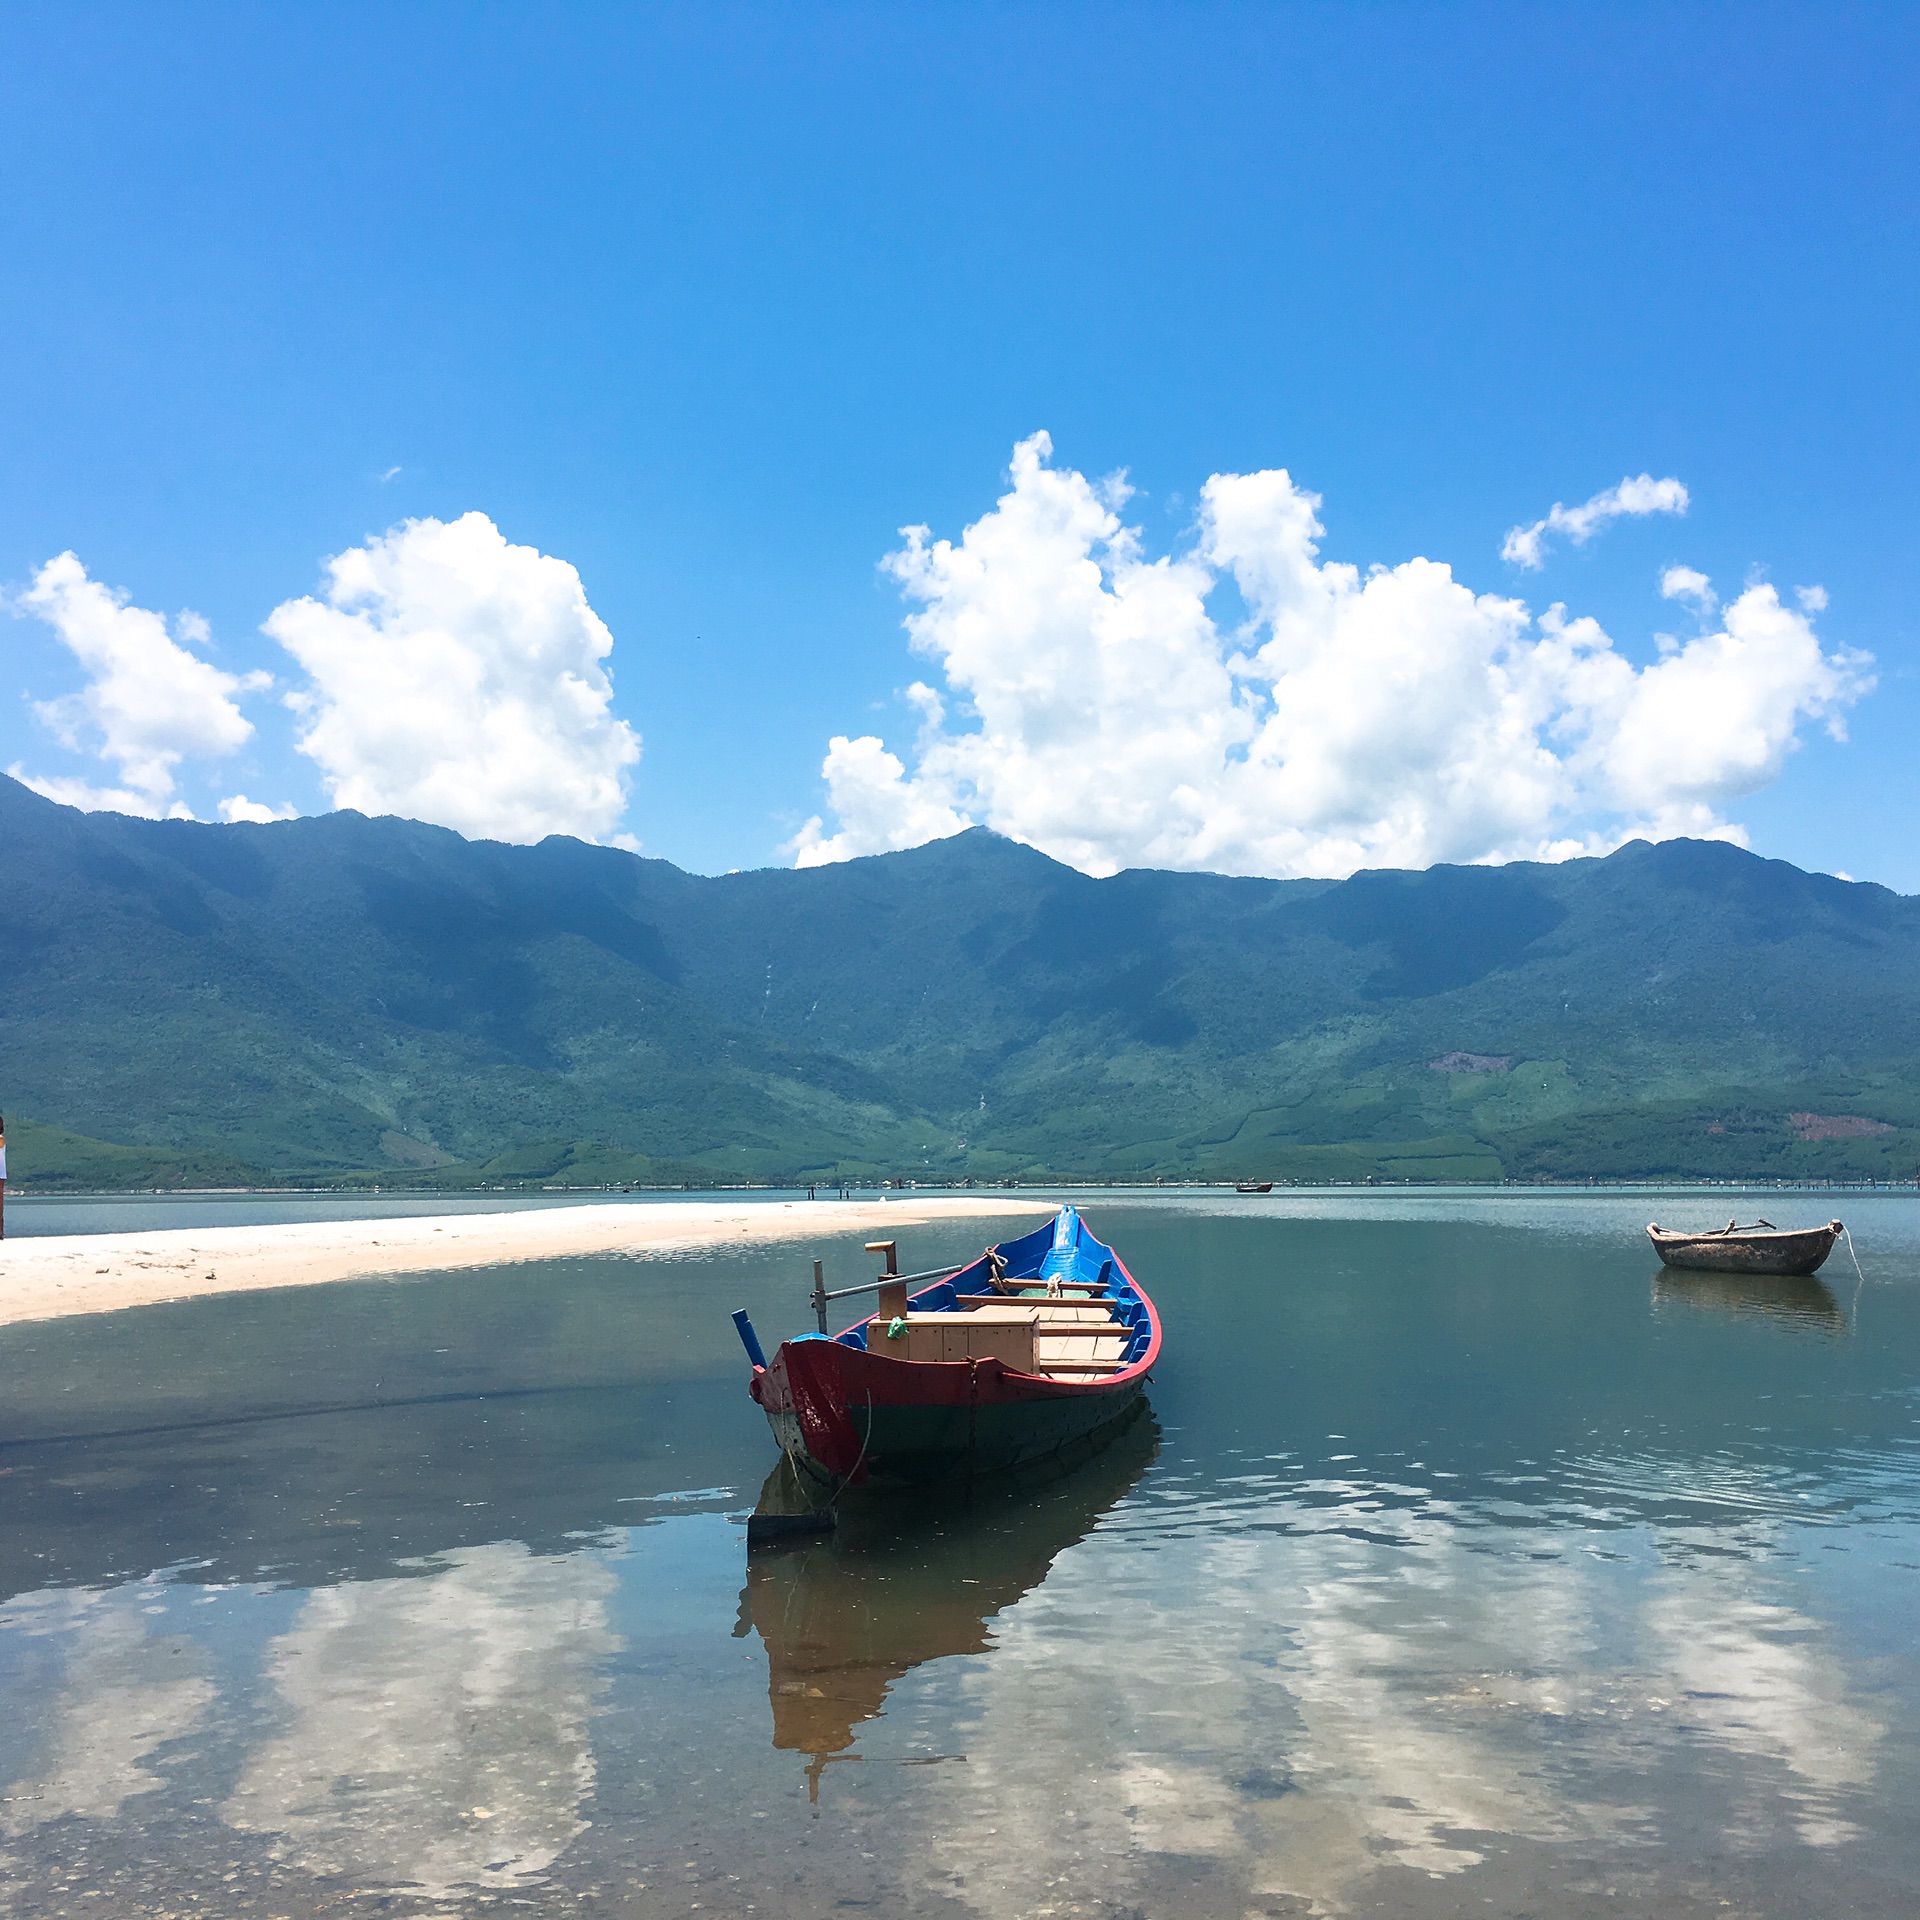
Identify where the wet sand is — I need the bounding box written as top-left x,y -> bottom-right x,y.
0,1196 -> 1052,1327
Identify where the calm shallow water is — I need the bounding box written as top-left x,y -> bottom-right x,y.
0,1193 -> 1916,1917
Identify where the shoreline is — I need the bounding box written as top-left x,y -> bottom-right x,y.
0,1197 -> 1054,1329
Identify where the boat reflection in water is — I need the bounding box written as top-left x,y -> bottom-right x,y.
740,1408 -> 1157,1799
1652,1264 -> 1849,1336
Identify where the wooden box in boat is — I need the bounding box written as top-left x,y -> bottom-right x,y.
1646,1218 -> 1842,1277
868,1307 -> 1040,1368
866,1301 -> 1132,1373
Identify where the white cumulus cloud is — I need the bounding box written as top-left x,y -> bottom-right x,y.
1502,473 -> 1690,570
3,769 -> 195,819
8,552 -> 269,818
1659,564 -> 1717,611
266,512 -> 640,845
218,793 -> 299,824
790,727 -> 972,867
792,434 -> 1871,880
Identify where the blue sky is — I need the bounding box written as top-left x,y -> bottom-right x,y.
3,4 -> 1916,883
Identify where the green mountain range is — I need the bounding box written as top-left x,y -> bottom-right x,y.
3,772 -> 1917,1188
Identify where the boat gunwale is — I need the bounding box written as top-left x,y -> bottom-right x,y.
823,1231 -> 1162,1395
1646,1219 -> 1842,1251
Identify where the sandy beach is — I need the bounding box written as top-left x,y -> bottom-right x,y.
0,1196 -> 1054,1328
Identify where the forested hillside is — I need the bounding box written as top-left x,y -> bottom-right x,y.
3,773 -> 1916,1187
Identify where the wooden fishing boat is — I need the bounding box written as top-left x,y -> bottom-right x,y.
1646,1217 -> 1843,1277
731,1205 -> 1159,1490
1235,1180 -> 1274,1194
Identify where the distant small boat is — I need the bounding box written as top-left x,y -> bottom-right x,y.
1647,1217 -> 1843,1277
732,1206 -> 1159,1491
1235,1180 -> 1274,1194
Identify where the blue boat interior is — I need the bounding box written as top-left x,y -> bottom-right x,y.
830,1206 -> 1151,1370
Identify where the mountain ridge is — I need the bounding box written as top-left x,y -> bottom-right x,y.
2,773 -> 1915,1188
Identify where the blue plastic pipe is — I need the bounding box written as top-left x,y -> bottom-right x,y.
730,1309 -> 769,1370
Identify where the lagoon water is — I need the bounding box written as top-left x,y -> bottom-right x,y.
1,1190 -> 1917,1917
4,1188 -> 834,1238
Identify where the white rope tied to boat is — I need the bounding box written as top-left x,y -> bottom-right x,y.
1843,1224 -> 1869,1327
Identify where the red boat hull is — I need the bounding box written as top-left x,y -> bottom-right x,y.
752,1336 -> 1151,1487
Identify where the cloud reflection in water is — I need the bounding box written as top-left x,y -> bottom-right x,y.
0,1588 -> 214,1834
222,1541 -> 615,1896
911,1477 -> 1883,1917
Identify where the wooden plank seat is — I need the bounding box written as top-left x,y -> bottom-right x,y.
1032,1308 -> 1133,1378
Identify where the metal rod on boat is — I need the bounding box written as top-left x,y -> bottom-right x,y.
814,1264 -> 964,1303
812,1260 -> 828,1334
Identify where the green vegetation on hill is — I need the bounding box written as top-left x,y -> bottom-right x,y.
2,773 -> 1917,1188
5,1117 -> 267,1192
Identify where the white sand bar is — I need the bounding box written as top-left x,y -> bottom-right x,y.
0,1197 -> 1055,1328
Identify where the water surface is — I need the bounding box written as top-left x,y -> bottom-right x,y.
6,1187 -> 845,1238
1,1192 -> 1916,1917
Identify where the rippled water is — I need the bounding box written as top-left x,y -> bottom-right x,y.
1,1192 -> 1916,1917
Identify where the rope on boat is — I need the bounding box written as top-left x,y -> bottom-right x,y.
1842,1224 -> 1869,1327
827,1389 -> 876,1517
